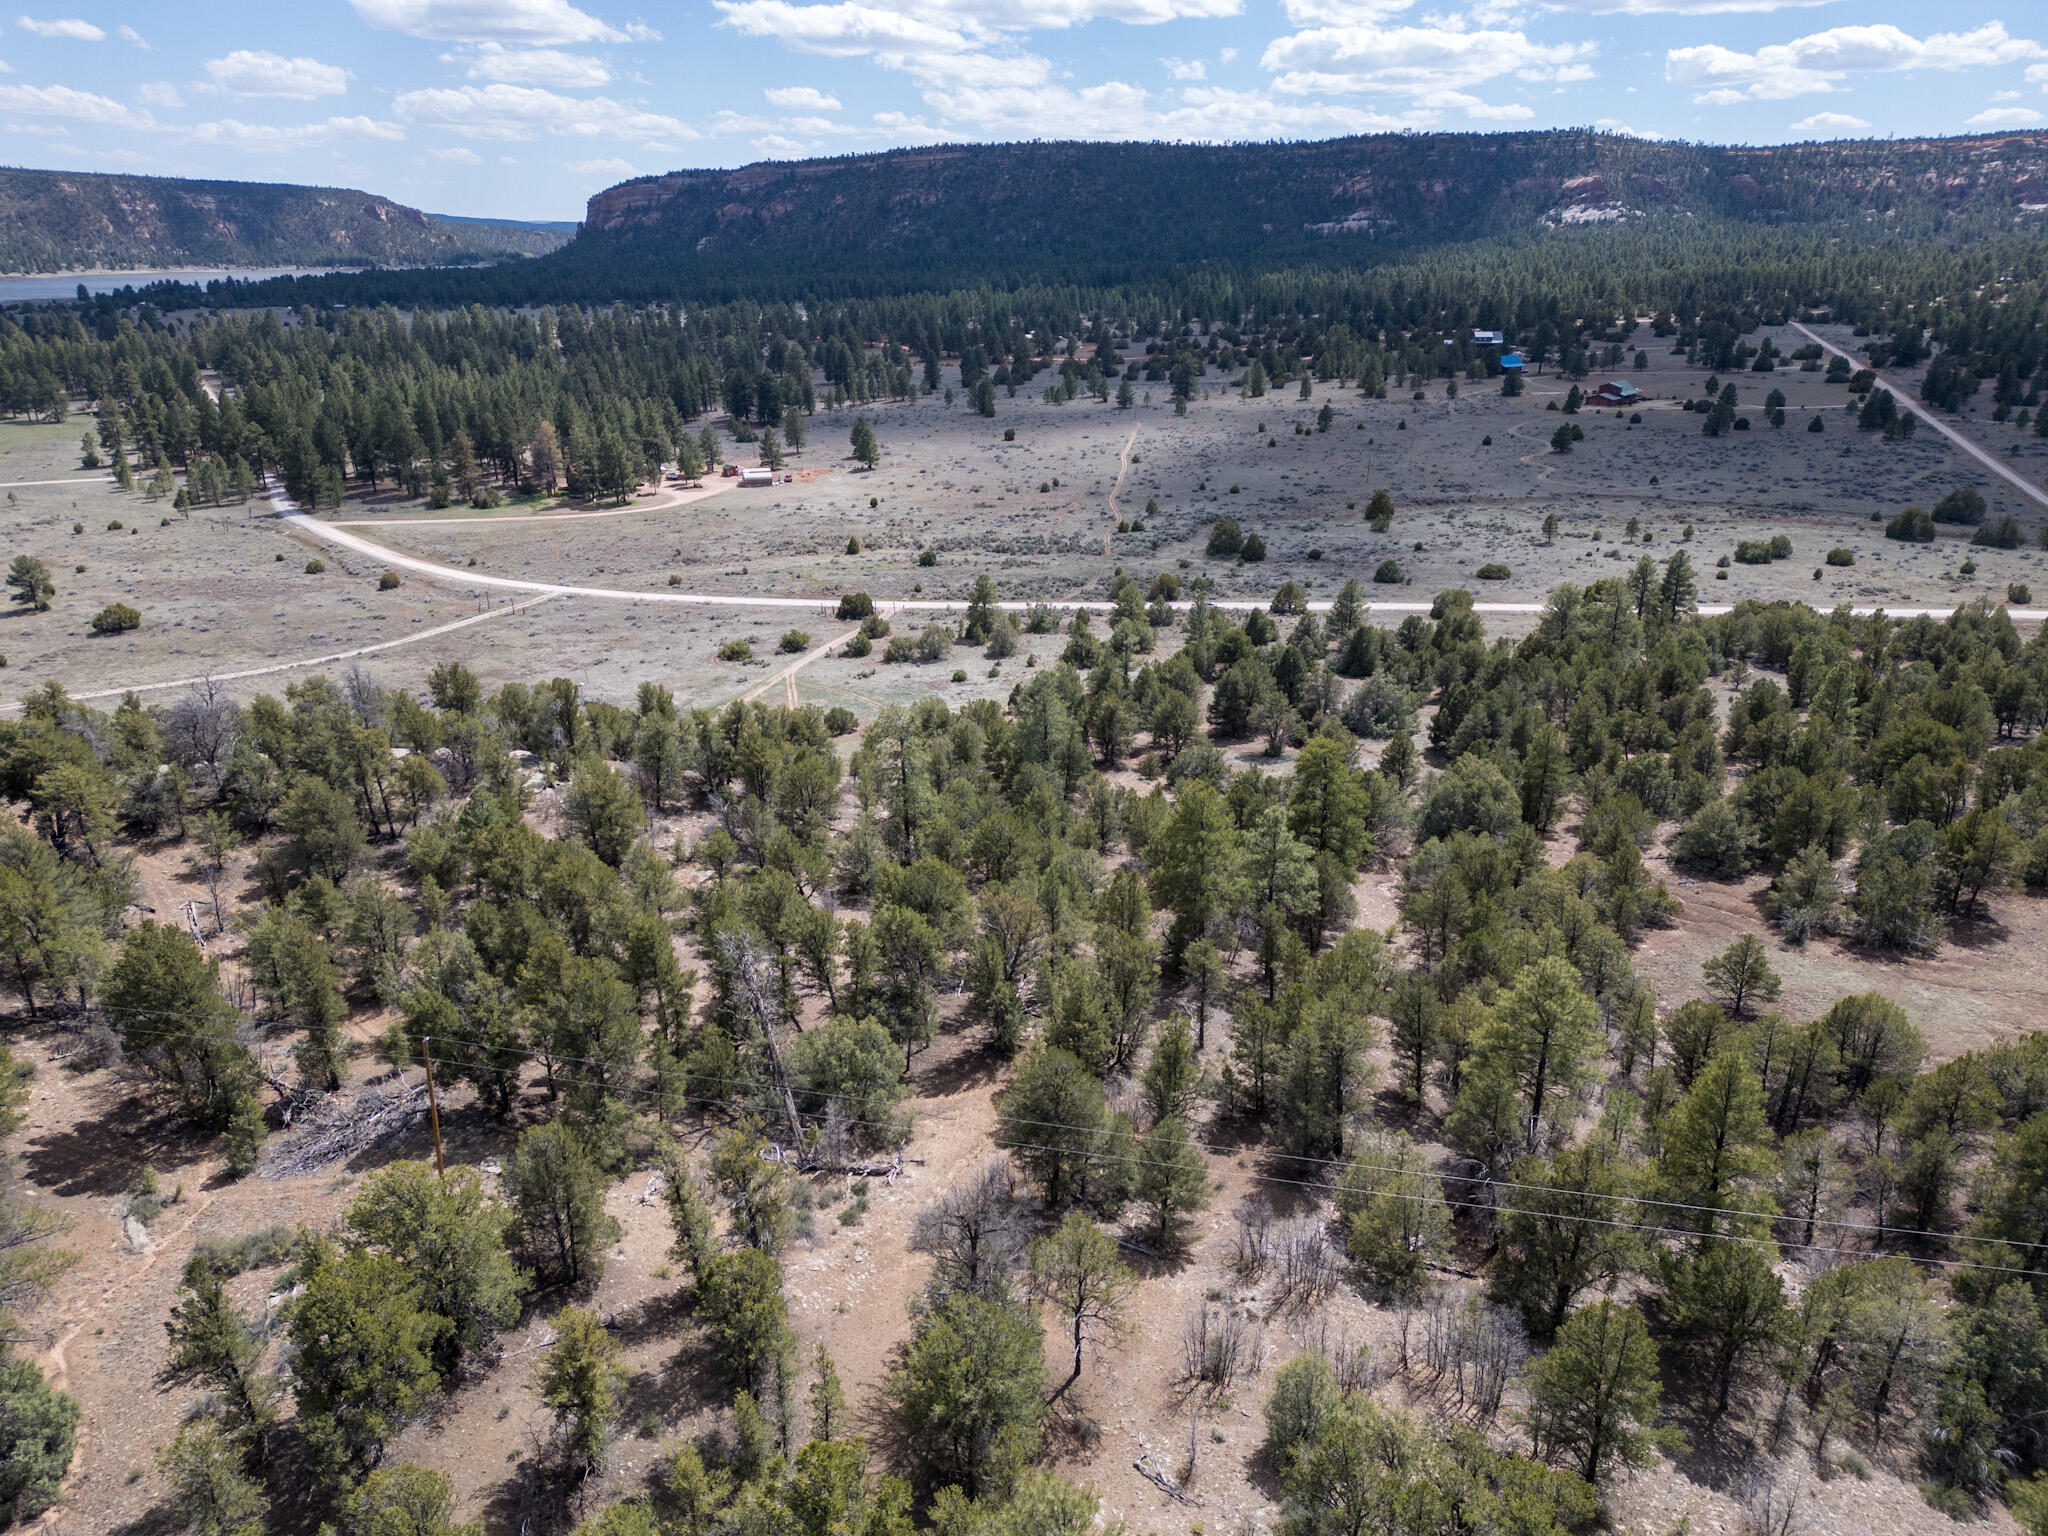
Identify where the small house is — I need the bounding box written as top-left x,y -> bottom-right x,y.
1498,352 -> 1525,372
739,467 -> 774,487
1588,380 -> 1641,406
1472,329 -> 1505,346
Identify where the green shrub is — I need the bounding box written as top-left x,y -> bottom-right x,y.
1205,518 -> 1244,557
305,559 -> 326,573
1373,560 -> 1404,584
1734,540 -> 1774,564
88,603 -> 140,634
824,707 -> 858,734
1885,506 -> 1935,542
717,639 -> 753,662
779,630 -> 811,653
917,548 -> 938,567
1826,548 -> 1854,566
883,635 -> 917,663
1475,563 -> 1510,580
378,570 -> 402,589
189,1224 -> 304,1278
2009,583 -> 2033,605
844,633 -> 872,658
836,591 -> 875,619
1972,515 -> 2023,549
1932,486 -> 1985,525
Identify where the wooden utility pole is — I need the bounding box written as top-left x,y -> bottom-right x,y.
422,1036 -> 447,1180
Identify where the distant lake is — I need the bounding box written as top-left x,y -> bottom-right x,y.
0,268 -> 343,303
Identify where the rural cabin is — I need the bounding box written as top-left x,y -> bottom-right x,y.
1589,379 -> 1641,405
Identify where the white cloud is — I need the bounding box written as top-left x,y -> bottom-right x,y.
2030,62 -> 2048,86
1277,0 -> 1412,25
1967,105 -> 2044,126
1461,97 -> 1534,119
719,0 -> 1236,46
765,84 -> 842,107
116,24 -> 148,47
433,144 -> 484,160
15,15 -> 103,39
453,41 -> 612,85
1990,88 -> 2020,100
203,50 -> 351,99
0,82 -> 149,124
1544,0 -> 1836,12
1218,45 -> 1236,61
753,133 -> 809,153
184,115 -> 406,150
1790,109 -> 1869,129
349,0 -> 657,45
1669,22 -> 2046,103
137,81 -> 181,107
393,81 -> 695,141
1160,55 -> 1204,78
1263,23 -> 1595,98
566,155 -> 635,174
714,1 -> 1037,91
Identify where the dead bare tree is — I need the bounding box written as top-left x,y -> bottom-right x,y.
1180,1303 -> 1266,1393
715,927 -> 803,1149
1738,1467 -> 1806,1536
1270,1217 -> 1340,1311
1232,1192 -> 1274,1278
163,678 -> 238,796
910,1159 -> 1027,1302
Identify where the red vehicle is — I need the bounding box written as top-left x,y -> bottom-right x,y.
721,463 -> 740,477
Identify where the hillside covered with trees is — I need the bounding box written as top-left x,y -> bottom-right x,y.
0,168 -> 571,275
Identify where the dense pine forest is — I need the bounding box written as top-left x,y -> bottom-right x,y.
10,212 -> 2048,515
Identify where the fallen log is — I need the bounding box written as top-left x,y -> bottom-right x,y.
1133,1455 -> 1200,1506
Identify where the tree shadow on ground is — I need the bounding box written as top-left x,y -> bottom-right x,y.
909,1028 -> 1007,1101
21,1089 -> 214,1198
1656,1354 -> 1778,1497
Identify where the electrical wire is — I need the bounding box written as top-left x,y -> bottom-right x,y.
83,999 -> 2048,1276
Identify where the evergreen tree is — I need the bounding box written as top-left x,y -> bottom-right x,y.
1524,1301 -> 1663,1483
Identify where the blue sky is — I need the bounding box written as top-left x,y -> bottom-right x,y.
0,0 -> 2045,220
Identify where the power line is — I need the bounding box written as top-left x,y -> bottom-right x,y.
85,1002 -> 2048,1275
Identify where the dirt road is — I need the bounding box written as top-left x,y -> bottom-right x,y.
5,594 -> 559,711
1787,321 -> 2048,514
739,627 -> 861,708
291,510 -> 2045,623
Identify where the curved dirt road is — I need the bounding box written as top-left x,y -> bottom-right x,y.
294,509 -> 2043,623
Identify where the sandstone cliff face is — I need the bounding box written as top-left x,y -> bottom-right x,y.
565,131 -> 2048,275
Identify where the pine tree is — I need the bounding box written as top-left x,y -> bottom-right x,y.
541,1306 -> 627,1474
1133,1116 -> 1209,1251
1027,1213 -> 1135,1384
850,414 -> 879,469
807,1343 -> 847,1441
1524,1300 -> 1662,1483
